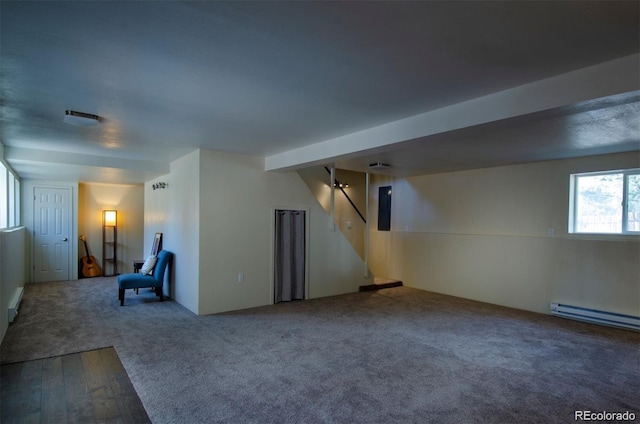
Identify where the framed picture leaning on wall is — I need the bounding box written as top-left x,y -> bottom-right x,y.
151,232 -> 163,256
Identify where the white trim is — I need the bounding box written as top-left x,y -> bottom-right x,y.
623,169 -> 640,234
8,287 -> 24,323
551,302 -> 639,331
569,168 -> 640,236
32,185 -> 74,282
329,166 -> 335,231
364,172 -> 370,278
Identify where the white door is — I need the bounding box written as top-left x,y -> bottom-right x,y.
33,187 -> 71,282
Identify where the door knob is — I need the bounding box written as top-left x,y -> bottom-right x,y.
63,238 -> 68,242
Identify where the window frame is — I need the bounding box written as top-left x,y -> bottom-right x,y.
0,161 -> 7,229
0,158 -> 21,230
569,168 -> 640,236
622,169 -> 640,234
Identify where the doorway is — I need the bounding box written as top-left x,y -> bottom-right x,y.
33,187 -> 72,282
273,209 -> 307,303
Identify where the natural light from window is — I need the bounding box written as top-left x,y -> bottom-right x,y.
0,159 -> 21,230
571,169 -> 640,234
0,161 -> 7,229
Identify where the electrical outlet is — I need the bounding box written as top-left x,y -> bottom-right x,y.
237,273 -> 244,282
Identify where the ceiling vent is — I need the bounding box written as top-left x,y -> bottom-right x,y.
64,110 -> 100,126
369,162 -> 390,170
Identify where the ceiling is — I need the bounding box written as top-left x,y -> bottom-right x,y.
1,1 -> 639,183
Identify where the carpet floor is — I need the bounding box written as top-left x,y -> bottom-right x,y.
1,277 -> 638,423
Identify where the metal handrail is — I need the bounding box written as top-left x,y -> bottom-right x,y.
324,167 -> 366,223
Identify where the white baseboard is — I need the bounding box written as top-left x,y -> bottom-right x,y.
8,287 -> 24,323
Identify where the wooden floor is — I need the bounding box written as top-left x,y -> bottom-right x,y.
1,347 -> 150,424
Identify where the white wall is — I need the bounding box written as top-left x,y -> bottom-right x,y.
18,180 -> 142,286
297,167 -> 368,259
0,227 -> 26,342
78,183 -> 144,274
197,150 -> 371,315
143,149 -> 371,315
143,176 -> 171,297
367,174 -> 395,279
144,151 -> 200,313
369,152 -> 640,315
144,176 -> 170,255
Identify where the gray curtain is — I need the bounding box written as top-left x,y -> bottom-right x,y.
274,210 -> 305,303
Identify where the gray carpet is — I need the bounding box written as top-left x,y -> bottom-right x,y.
1,277 -> 638,423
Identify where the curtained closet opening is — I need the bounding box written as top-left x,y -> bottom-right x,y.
274,210 -> 306,303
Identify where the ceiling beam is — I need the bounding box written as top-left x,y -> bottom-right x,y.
265,54 -> 640,172
5,147 -> 169,173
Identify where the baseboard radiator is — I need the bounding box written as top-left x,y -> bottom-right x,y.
550,303 -> 639,331
8,287 -> 24,323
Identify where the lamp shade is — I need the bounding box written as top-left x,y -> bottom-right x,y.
103,210 -> 117,227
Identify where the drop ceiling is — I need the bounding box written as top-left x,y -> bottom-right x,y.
1,1 -> 638,183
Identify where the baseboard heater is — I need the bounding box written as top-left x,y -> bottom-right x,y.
8,287 -> 24,323
550,302 -> 639,331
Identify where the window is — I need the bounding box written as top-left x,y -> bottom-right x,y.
570,169 -> 640,234
0,159 -> 20,230
0,161 -> 6,228
8,172 -> 15,227
14,177 -> 20,227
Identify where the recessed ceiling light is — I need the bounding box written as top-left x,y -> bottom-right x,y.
64,110 -> 100,126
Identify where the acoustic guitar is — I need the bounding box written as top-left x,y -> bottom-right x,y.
79,235 -> 102,278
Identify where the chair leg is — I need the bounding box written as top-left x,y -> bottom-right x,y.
155,287 -> 164,302
119,289 -> 125,306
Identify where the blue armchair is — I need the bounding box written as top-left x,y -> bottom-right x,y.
118,250 -> 173,306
